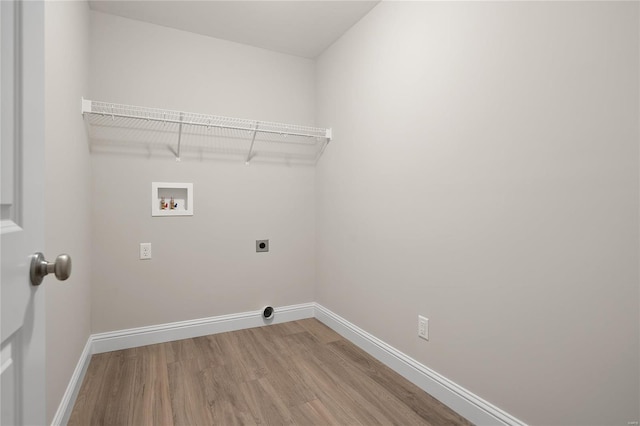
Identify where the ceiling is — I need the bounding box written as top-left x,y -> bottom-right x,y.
89,1 -> 380,58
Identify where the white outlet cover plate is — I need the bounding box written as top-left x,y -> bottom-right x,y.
418,315 -> 429,340
140,243 -> 152,260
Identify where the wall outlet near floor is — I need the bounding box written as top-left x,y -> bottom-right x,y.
418,315 -> 429,340
140,243 -> 152,260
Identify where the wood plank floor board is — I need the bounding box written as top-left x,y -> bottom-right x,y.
297,318 -> 343,344
102,352 -> 137,425
289,398 -> 341,425
130,344 -> 174,426
200,365 -> 255,425
166,338 -> 200,364
265,319 -> 307,337
327,339 -> 467,425
256,348 -> 316,408
245,327 -> 318,408
70,319 -> 472,426
215,330 -> 269,383
167,358 -> 215,426
192,335 -> 226,368
282,332 -> 387,425
287,358 -> 365,426
287,332 -> 427,426
68,352 -> 111,426
320,356 -> 430,426
238,378 -> 295,425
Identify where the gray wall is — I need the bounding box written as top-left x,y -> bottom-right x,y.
89,12 -> 317,332
44,1 -> 91,423
46,3 -> 639,424
315,2 -> 639,425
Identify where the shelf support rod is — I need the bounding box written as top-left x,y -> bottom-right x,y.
245,122 -> 259,164
315,128 -> 332,164
176,112 -> 184,162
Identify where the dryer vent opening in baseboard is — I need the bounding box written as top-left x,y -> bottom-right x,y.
262,306 -> 274,320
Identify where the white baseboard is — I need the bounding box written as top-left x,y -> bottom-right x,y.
53,301 -> 524,426
50,337 -> 93,426
313,303 -> 526,426
92,302 -> 315,354
53,303 -> 315,425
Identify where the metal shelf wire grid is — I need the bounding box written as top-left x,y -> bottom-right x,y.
82,99 -> 331,164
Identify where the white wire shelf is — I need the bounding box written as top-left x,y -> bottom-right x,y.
81,98 -> 332,164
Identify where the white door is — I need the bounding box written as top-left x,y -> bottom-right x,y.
1,1 -> 47,424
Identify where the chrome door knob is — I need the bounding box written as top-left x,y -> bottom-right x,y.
30,252 -> 72,286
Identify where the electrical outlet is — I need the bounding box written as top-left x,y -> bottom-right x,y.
140,243 -> 152,260
256,239 -> 269,252
418,315 -> 429,340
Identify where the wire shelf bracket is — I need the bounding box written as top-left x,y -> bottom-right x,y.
245,123 -> 259,164
81,98 -> 332,164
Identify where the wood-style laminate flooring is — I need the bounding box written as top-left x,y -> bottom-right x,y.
69,319 -> 472,425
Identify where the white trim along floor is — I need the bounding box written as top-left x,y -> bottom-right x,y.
52,303 -> 526,426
